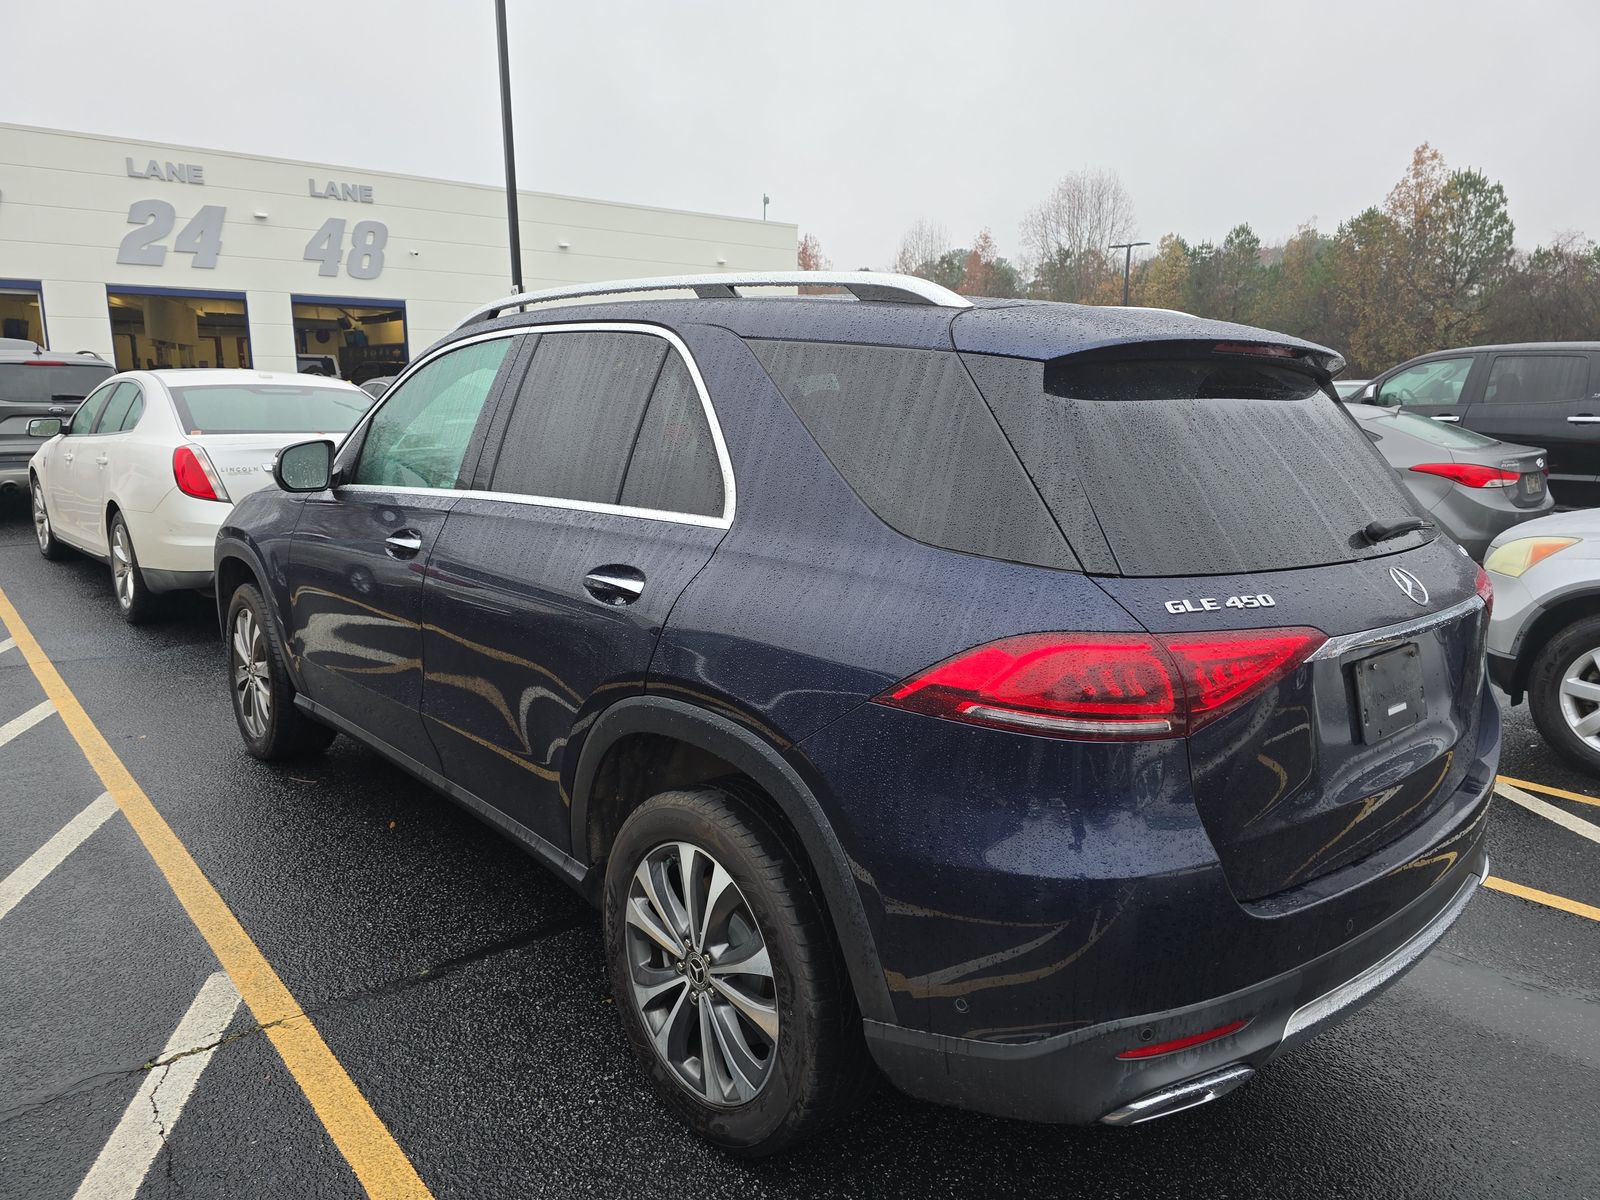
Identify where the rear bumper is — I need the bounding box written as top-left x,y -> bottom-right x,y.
864,836 -> 1489,1126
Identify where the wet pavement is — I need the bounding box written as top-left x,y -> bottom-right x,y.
1,489 -> 1597,1200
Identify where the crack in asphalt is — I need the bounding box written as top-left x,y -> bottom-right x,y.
0,909 -> 589,1128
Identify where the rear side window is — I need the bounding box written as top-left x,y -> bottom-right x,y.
93,382 -> 140,433
963,348 -> 1432,577
619,353 -> 725,518
355,338 -> 511,488
489,332 -> 667,504
748,341 -> 1075,569
1484,355 -> 1588,404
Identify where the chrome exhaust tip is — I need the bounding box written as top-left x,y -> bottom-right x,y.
1099,1064 -> 1255,1126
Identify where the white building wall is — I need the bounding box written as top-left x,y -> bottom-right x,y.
0,124 -> 798,369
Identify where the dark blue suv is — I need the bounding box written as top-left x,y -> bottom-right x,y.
216,272 -> 1498,1155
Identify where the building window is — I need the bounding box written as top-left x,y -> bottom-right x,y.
291,296 -> 407,384
0,279 -> 46,345
106,287 -> 251,371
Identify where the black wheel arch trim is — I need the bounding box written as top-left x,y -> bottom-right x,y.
568,694 -> 895,1024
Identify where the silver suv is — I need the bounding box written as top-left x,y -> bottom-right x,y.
0,339 -> 113,498
1485,509 -> 1600,773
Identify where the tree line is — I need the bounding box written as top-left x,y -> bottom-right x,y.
802,145 -> 1600,376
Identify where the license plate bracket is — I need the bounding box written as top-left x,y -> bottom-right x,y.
1353,643 -> 1427,743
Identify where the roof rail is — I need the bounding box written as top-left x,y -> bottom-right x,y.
457,271 -> 973,328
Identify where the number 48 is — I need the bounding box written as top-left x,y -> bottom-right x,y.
304,218 -> 388,280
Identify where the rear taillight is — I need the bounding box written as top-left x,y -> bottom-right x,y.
1475,565 -> 1493,618
874,627 -> 1327,741
172,445 -> 230,502
1409,462 -> 1519,489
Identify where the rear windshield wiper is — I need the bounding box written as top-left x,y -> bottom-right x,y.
1363,516 -> 1432,544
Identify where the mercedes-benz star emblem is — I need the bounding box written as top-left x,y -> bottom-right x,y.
1389,565 -> 1429,606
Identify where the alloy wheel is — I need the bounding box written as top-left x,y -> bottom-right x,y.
32,485 -> 50,551
624,840 -> 779,1107
232,607 -> 271,739
1557,646 -> 1600,751
110,522 -> 136,609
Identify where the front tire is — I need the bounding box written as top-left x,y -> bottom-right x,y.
226,583 -> 337,760
31,478 -> 68,561
1529,615 -> 1600,777
108,512 -> 159,624
604,786 -> 870,1157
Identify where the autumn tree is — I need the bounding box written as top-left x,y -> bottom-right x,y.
956,228 -> 1024,298
797,233 -> 831,272
1484,234 -> 1600,343
1186,224 -> 1263,322
1132,234 -> 1191,311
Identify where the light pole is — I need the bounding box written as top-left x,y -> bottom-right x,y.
495,0 -> 523,293
1108,240 -> 1149,306
762,193 -> 770,221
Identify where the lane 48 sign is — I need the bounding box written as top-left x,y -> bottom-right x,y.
116,201 -> 390,280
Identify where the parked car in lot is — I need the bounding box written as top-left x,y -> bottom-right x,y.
216,273 -> 1496,1154
28,370 -> 373,621
1485,510 -> 1600,774
1345,402 -> 1552,559
359,375 -> 395,399
1353,342 -> 1600,507
0,340 -> 113,498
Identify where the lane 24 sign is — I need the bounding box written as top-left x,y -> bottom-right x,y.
116,201 -> 389,280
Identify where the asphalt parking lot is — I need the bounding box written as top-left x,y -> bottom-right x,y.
1,490 -> 1597,1200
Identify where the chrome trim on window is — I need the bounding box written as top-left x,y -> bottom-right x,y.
1306,594 -> 1484,661
335,321 -> 735,529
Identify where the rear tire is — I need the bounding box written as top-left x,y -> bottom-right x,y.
1529,614 -> 1600,777
31,478 -> 68,561
226,582 -> 337,760
604,786 -> 871,1157
108,512 -> 159,624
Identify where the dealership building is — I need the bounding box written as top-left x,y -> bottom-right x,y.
0,123 -> 797,379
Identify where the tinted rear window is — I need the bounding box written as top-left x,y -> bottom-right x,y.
963,349 -> 1432,577
168,384 -> 373,435
0,362 -> 113,406
749,340 -> 1076,570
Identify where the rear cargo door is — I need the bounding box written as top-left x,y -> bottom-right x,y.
0,359 -> 112,483
957,342 -> 1489,900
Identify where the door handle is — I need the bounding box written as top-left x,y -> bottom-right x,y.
583,565 -> 646,606
95,456 -> 108,467
63,451 -> 74,463
383,530 -> 423,558
1431,414 -> 1460,422
1568,415 -> 1600,424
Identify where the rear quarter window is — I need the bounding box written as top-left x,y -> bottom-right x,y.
748,340 -> 1077,570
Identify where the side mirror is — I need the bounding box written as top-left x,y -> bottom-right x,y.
27,417 -> 63,438
274,439 -> 335,492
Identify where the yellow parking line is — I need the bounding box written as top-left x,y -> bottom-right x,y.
0,586 -> 433,1200
1496,775 -> 1600,809
1483,876 -> 1600,923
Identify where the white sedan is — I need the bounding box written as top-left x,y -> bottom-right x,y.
27,369 -> 373,622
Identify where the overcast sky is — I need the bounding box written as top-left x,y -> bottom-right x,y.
8,0 -> 1596,270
